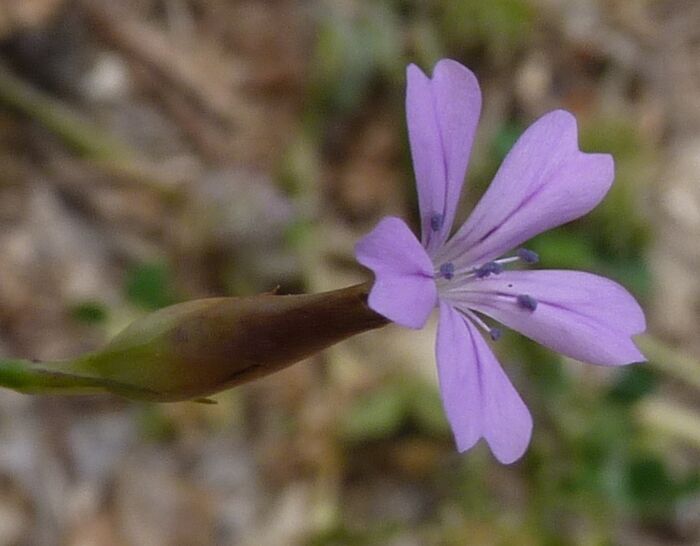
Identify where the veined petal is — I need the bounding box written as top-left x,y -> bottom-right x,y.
407,60 -> 481,252
436,302 -> 532,464
448,270 -> 646,365
355,217 -> 437,328
436,302 -> 482,452
440,110 -> 614,267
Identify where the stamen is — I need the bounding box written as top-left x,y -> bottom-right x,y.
439,262 -> 455,280
493,256 -> 519,266
459,308 -> 499,340
443,248 -> 537,284
430,213 -> 444,232
516,294 -> 538,312
475,261 -> 503,278
517,248 -> 539,264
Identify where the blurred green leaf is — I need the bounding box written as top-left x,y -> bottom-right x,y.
406,381 -> 451,436
307,522 -> 399,546
341,378 -> 452,443
580,118 -> 652,262
341,384 -> 407,442
442,0 -> 534,61
608,366 -> 658,406
492,121 -> 524,161
679,473 -> 700,497
137,404 -> 178,443
310,4 -> 402,121
626,456 -> 676,517
510,334 -> 569,398
528,230 -> 598,271
70,300 -> 108,324
125,262 -> 177,311
284,219 -> 315,249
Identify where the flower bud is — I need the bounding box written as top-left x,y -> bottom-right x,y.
2,284 -> 387,401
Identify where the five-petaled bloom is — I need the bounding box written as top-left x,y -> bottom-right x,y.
355,59 -> 646,464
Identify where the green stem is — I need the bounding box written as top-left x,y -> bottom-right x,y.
0,62 -> 132,161
0,283 -> 387,401
638,334 -> 700,393
0,357 -> 163,399
0,62 -> 185,203
0,358 -> 109,395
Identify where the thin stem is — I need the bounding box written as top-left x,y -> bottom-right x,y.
638,334 -> 700,393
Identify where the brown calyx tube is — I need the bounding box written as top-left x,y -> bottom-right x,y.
178,282 -> 389,394
65,282 -> 389,401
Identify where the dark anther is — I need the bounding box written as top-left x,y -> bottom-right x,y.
439,262 -> 455,280
430,213 -> 444,232
517,248 -> 539,264
475,261 -> 503,278
516,294 -> 538,312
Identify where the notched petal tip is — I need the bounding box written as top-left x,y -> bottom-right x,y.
436,305 -> 532,464
443,108 -> 619,266
460,270 -> 648,367
547,109 -> 615,188
408,58 -> 482,250
455,436 -> 482,455
406,62 -> 428,83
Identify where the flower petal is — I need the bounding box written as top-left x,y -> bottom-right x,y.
436,302 -> 482,452
440,110 -> 614,267
407,60 -> 481,252
355,217 -> 437,328
436,302 -> 532,464
447,270 -> 646,365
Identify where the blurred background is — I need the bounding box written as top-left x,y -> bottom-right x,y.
0,0 -> 698,544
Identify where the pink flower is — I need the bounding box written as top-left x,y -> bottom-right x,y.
355,59 -> 646,464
